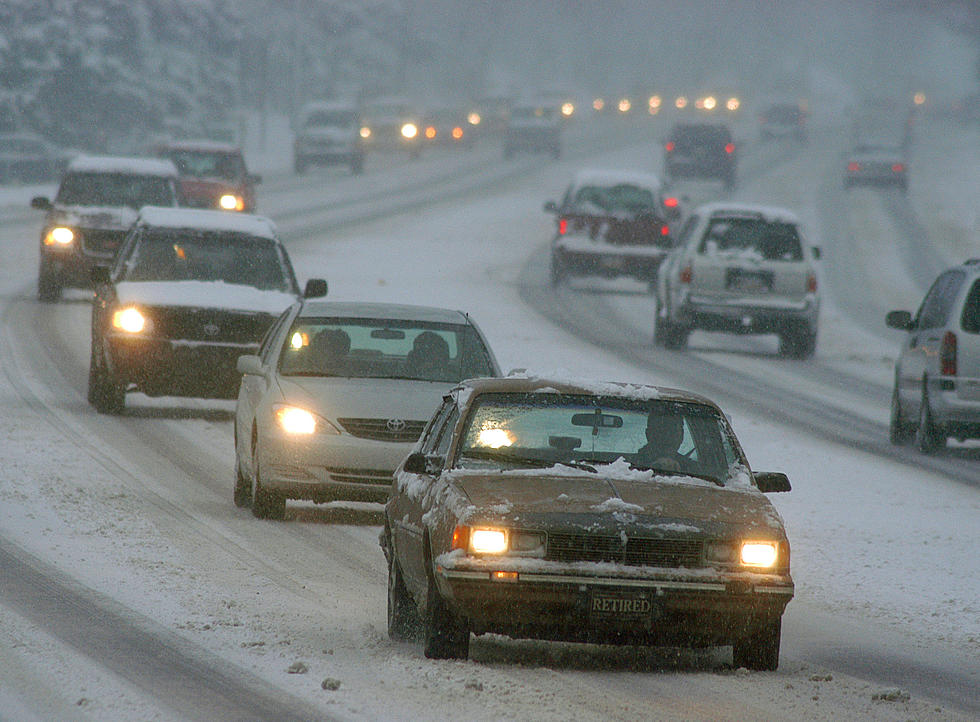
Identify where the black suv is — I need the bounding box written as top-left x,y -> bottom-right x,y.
663,123 -> 736,189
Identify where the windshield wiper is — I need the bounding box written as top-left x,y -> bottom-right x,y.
461,449 -> 595,472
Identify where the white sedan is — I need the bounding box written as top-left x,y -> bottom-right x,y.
233,301 -> 501,519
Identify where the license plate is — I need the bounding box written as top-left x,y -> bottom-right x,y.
589,590 -> 657,622
727,269 -> 772,293
600,256 -> 626,271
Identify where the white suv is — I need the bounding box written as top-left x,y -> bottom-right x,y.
886,259 -> 980,453
655,203 -> 821,358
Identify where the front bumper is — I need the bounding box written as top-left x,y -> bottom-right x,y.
436,563 -> 793,645
106,335 -> 255,399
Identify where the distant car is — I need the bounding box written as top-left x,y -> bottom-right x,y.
381,373 -> 794,667
88,206 -> 324,414
421,106 -> 476,149
758,103 -> 807,142
31,155 -> 181,302
843,142 -> 908,191
655,202 -> 821,358
663,122 -> 736,189
293,101 -> 365,174
0,132 -> 65,183
233,302 -> 501,519
503,102 -> 561,159
886,258 -> 980,453
154,140 -> 261,211
360,97 -> 423,159
544,169 -> 680,287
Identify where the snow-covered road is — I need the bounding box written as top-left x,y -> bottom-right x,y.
0,112 -> 977,721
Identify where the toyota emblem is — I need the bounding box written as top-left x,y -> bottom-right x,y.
202,323 -> 220,336
386,418 -> 407,432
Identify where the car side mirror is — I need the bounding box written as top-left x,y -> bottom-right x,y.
885,310 -> 913,331
543,200 -> 558,213
755,471 -> 791,493
237,354 -> 265,376
304,278 -> 328,298
31,196 -> 52,211
811,246 -> 822,260
403,452 -> 428,474
90,266 -> 111,286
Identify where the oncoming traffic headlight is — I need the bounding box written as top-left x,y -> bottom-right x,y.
452,525 -> 545,556
273,404 -> 341,436
360,126 -> 372,139
111,307 -> 149,334
44,226 -> 75,246
401,123 -> 418,139
219,193 -> 244,211
740,541 -> 778,568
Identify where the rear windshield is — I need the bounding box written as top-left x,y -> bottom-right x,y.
698,217 -> 803,261
165,150 -> 244,180
671,125 -> 731,149
57,172 -> 176,208
279,318 -> 496,382
570,183 -> 658,214
121,229 -> 294,291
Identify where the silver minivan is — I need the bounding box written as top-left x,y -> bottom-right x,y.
886,259 -> 980,452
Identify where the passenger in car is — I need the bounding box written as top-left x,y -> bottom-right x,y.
406,330 -> 451,380
311,328 -> 351,375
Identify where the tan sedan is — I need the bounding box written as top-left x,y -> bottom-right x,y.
382,374 -> 795,669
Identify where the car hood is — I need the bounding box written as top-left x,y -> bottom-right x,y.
277,376 -> 450,422
452,471 -> 785,534
51,205 -> 138,230
115,280 -> 298,314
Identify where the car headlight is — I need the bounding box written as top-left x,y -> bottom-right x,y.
111,307 -> 150,334
218,193 -> 244,211
44,226 -> 75,246
740,541 -> 778,568
273,404 -> 340,435
452,525 -> 545,556
360,126 -> 372,139
401,123 -> 418,139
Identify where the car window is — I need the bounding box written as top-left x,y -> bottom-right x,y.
57,172 -> 177,208
958,278 -> 980,334
698,218 -> 802,261
433,407 -> 459,456
570,184 -> 657,214
419,398 -> 455,454
453,393 -> 740,483
120,229 -> 292,290
675,214 -> 699,247
917,271 -> 964,330
278,318 -> 495,382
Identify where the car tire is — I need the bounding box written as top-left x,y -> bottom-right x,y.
233,456 -> 252,507
653,297 -> 689,349
87,340 -> 125,414
423,567 -> 469,659
778,324 -> 817,360
732,617 -> 781,671
387,549 -> 420,641
915,388 -> 945,454
888,386 -> 913,445
38,259 -> 62,303
251,464 -> 286,520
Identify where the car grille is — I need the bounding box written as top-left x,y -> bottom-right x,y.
323,466 -> 395,485
337,418 -> 426,443
81,228 -> 127,256
148,307 -> 275,343
546,533 -> 703,569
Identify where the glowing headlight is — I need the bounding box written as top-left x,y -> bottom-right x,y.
726,97 -> 740,111
561,102 -> 575,117
360,126 -> 372,139
273,405 -> 340,435
111,307 -> 148,334
740,542 -> 778,568
219,194 -> 244,211
44,226 -> 75,246
470,528 -> 508,554
467,112 -> 481,125
401,123 -> 418,139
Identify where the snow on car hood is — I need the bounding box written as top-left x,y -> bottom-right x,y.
277,376 -> 449,422
53,205 -> 138,230
115,280 -> 297,313
450,466 -> 784,532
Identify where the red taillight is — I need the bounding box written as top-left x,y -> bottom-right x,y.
665,141 -> 675,152
807,273 -> 817,293
660,224 -> 670,236
558,218 -> 568,235
663,196 -> 679,208
724,142 -> 735,154
892,163 -> 905,173
940,331 -> 957,376
847,161 -> 860,172
679,264 -> 692,283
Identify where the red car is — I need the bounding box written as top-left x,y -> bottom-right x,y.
155,140 -> 261,212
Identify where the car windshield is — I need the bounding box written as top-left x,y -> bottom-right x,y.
570,183 -> 658,214
165,150 -> 244,180
56,172 -> 175,208
304,110 -> 357,127
121,229 -> 292,290
698,217 -> 803,261
278,318 -> 496,382
454,393 -> 740,484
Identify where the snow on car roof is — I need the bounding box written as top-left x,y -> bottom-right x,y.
68,154 -> 178,176
571,168 -> 663,191
695,201 -> 801,225
297,301 -> 471,324
155,139 -> 242,153
136,206 -> 278,239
